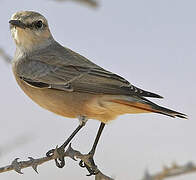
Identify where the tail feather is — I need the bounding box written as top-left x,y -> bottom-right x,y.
111,98 -> 188,119
153,105 -> 188,119
140,96 -> 188,119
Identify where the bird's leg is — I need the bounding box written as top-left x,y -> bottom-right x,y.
46,116 -> 88,168
79,122 -> 105,176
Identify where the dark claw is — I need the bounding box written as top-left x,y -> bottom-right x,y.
78,152 -> 99,176
46,146 -> 66,168
85,164 -> 99,176
86,172 -> 97,176
55,157 -> 65,168
79,159 -> 99,176
79,160 -> 86,168
46,149 -> 55,157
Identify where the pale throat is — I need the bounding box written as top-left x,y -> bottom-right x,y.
11,27 -> 52,51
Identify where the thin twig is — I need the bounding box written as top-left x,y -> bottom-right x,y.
53,0 -> 98,8
0,144 -> 113,180
0,48 -> 12,64
142,162 -> 196,180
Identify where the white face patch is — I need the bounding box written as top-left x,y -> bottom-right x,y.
11,27 -> 19,43
10,26 -> 32,50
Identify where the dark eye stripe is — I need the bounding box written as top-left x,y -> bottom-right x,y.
25,21 -> 46,29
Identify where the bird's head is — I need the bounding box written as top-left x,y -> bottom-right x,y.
9,11 -> 53,51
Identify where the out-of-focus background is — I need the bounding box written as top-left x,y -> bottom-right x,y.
0,0 -> 195,179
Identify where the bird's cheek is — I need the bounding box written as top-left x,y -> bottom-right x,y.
11,27 -> 19,44
12,28 -> 31,47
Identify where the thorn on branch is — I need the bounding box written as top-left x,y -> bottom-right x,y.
0,143 -> 114,180
28,157 -> 39,173
142,161 -> 196,180
11,158 -> 23,174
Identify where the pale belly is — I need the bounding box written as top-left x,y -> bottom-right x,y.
13,71 -> 150,123
15,76 -> 99,117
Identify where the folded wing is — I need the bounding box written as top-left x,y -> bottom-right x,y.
16,45 -> 162,98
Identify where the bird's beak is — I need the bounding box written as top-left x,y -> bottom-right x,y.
9,20 -> 26,29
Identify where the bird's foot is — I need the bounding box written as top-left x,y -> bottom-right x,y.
79,152 -> 99,176
45,116 -> 88,168
46,145 -> 66,168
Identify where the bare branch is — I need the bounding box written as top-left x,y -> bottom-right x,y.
142,162 -> 196,180
0,48 -> 12,64
53,0 -> 99,8
0,144 -> 113,180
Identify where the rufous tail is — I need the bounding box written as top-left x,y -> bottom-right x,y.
111,98 -> 187,119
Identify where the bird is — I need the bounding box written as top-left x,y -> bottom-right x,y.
9,11 -> 187,174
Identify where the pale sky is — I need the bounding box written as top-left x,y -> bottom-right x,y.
0,0 -> 195,180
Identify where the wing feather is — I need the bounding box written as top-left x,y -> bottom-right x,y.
16,43 -> 162,98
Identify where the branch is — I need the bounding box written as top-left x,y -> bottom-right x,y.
0,48 -> 12,64
53,0 -> 98,8
0,144 -> 114,180
142,162 -> 196,180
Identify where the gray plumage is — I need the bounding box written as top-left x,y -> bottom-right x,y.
14,40 -> 162,98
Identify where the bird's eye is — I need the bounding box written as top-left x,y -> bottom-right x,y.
35,20 -> 43,28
